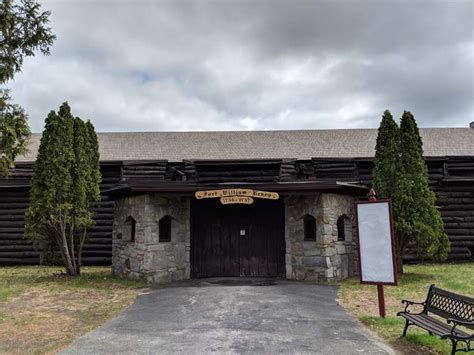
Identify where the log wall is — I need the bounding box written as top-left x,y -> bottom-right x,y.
193,160 -> 282,183
0,163 -> 121,265
0,156 -> 473,265
307,157 -> 474,261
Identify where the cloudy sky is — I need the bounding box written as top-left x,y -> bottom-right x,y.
8,0 -> 474,133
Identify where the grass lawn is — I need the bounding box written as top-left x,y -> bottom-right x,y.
0,266 -> 147,354
339,263 -> 474,355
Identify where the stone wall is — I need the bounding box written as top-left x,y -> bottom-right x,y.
113,192 -> 356,284
112,194 -> 190,283
285,193 -> 356,282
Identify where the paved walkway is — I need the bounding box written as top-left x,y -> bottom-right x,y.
62,279 -> 393,354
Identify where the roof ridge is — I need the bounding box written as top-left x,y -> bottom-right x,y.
29,127 -> 471,135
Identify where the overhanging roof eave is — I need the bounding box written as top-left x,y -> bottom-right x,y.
104,180 -> 369,199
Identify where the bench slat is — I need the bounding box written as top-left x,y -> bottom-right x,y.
398,285 -> 473,355
400,313 -> 470,338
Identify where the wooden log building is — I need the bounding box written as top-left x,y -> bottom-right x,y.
0,126 -> 473,283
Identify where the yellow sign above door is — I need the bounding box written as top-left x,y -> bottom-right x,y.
195,188 -> 279,204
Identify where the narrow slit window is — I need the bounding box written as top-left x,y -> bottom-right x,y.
159,216 -> 172,242
124,216 -> 136,243
304,214 -> 316,241
337,216 -> 345,241
337,215 -> 352,242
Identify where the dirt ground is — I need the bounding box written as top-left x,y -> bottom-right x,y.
0,267 -> 147,354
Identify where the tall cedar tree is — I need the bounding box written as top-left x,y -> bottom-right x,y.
393,111 -> 449,273
0,0 -> 55,176
373,110 -> 401,200
26,103 -> 101,275
373,111 -> 404,273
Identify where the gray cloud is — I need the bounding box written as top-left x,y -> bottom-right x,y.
7,0 -> 474,132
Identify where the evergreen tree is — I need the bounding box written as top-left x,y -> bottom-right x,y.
373,110 -> 403,274
1,0 -> 56,83
74,119 -> 101,268
85,120 -> 101,205
0,0 -> 56,176
25,103 -> 101,275
0,90 -> 30,175
373,110 -> 401,200
394,111 -> 449,272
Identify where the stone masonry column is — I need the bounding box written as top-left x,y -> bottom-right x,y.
284,193 -> 357,283
112,194 -> 190,284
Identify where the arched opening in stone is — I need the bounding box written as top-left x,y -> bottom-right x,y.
337,215 -> 352,242
159,215 -> 172,242
123,216 -> 136,242
303,214 -> 316,241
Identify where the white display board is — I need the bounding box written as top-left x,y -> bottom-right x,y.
356,200 -> 397,285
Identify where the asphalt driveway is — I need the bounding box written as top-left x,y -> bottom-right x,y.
62,279 -> 392,354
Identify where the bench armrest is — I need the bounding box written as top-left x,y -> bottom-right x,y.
447,318 -> 474,327
401,299 -> 425,313
447,318 -> 474,338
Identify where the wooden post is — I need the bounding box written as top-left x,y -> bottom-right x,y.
377,284 -> 386,318
368,188 -> 386,318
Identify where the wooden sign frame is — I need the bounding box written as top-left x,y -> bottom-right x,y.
195,189 -> 279,202
355,199 -> 398,286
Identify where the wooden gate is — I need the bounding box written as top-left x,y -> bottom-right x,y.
191,199 -> 285,278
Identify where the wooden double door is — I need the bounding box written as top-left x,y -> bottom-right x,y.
191,199 -> 285,278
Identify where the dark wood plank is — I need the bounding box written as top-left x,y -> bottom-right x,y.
191,199 -> 285,278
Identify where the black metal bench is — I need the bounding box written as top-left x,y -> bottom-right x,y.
397,284 -> 473,354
